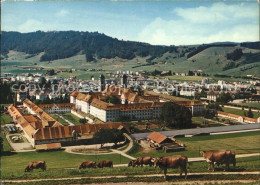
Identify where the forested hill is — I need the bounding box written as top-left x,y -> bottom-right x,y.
1,31 -> 177,62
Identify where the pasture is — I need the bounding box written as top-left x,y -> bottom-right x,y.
0,113 -> 14,125
235,103 -> 260,110
1,151 -> 130,179
131,131 -> 260,158
1,155 -> 259,180
222,107 -> 260,119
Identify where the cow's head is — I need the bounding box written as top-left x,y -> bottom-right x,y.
128,160 -> 133,167
78,164 -> 83,169
24,165 -> 31,172
128,160 -> 136,167
92,162 -> 97,168
152,158 -> 161,168
97,162 -> 102,168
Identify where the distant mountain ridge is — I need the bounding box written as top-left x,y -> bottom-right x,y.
1,31 -> 177,62
1,31 -> 260,77
2,31 -> 259,62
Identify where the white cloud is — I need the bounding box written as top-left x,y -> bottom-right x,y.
138,3 -> 259,45
17,19 -> 46,33
55,9 -> 69,17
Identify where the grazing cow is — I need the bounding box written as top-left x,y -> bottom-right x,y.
24,161 -> 46,172
153,155 -> 188,180
78,161 -> 97,169
201,150 -> 236,171
128,160 -> 137,167
97,160 -> 113,168
136,156 -> 154,167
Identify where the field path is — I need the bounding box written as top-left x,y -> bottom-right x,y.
2,171 -> 260,183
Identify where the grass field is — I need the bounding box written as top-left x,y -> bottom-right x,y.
0,113 -> 14,125
2,133 -> 13,152
1,151 -> 130,179
49,114 -> 69,126
61,113 -> 83,125
222,107 -> 260,119
1,155 -> 259,180
234,103 -> 260,110
131,131 -> 260,158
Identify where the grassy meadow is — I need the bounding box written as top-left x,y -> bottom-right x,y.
235,103 -> 260,110
61,113 -> 83,125
49,114 -> 69,126
1,113 -> 14,125
2,49 -> 260,80
1,154 -> 259,180
1,151 -> 130,179
222,107 -> 260,119
131,131 -> 260,158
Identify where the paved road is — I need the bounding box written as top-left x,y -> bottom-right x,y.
5,133 -> 33,152
2,171 -> 259,183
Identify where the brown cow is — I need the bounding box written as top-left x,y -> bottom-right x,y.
201,150 -> 236,171
128,160 -> 137,167
136,156 -> 153,167
153,155 -> 188,180
78,161 -> 97,169
24,161 -> 46,172
97,160 -> 113,168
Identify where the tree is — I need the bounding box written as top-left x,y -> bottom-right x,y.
104,95 -> 121,104
247,108 -> 254,118
161,102 -> 192,129
216,93 -> 232,104
79,118 -> 87,124
93,129 -> 124,148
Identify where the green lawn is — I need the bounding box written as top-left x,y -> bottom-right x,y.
61,113 -> 83,125
192,117 -> 221,125
0,113 -> 14,125
49,114 -> 69,126
235,103 -> 260,110
1,151 -> 130,179
131,131 -> 260,158
2,133 -> 13,152
1,154 -> 259,180
222,107 -> 260,119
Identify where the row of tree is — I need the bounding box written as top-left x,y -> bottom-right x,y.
2,31 -> 177,62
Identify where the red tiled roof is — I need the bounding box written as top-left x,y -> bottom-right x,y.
147,132 -> 167,144
34,122 -> 129,141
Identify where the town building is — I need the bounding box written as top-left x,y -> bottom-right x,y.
207,91 -> 220,102
70,86 -> 204,122
38,103 -> 74,114
217,111 -> 260,124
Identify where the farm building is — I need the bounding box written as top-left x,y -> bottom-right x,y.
147,132 -> 174,145
217,111 -> 260,124
146,132 -> 185,152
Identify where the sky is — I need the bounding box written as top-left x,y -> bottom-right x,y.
2,1 -> 259,46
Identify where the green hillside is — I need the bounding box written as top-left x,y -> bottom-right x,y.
1,31 -> 259,77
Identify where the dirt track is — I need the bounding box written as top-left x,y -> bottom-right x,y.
2,171 -> 260,184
